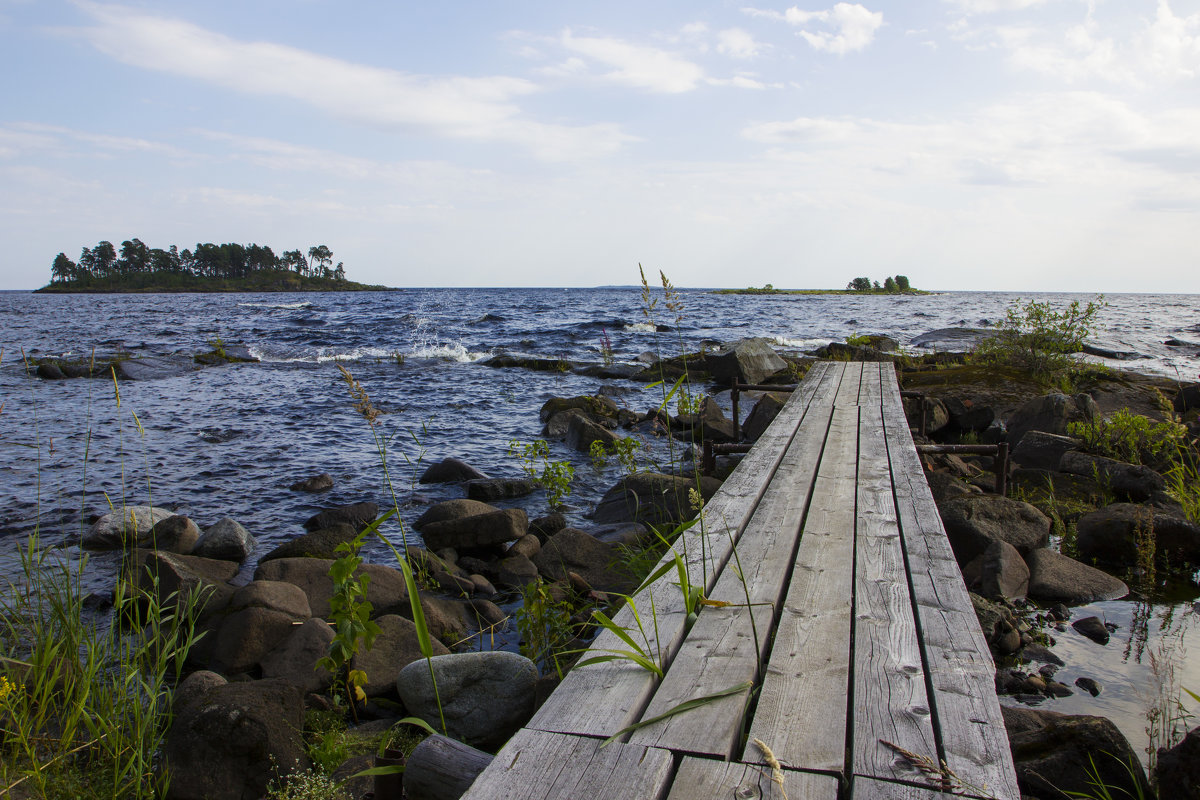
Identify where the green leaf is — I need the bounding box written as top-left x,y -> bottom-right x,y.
600,681 -> 754,746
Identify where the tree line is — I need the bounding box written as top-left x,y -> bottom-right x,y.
846,275 -> 911,293
48,239 -> 346,284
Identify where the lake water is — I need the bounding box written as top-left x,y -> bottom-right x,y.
1,286 -> 1198,767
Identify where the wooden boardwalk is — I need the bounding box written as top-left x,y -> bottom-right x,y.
461,361 -> 1018,800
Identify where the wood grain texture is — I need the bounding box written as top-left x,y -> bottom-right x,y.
744,402 -> 859,773
878,370 -> 1020,800
459,728 -> 674,800
852,775 -> 976,799
852,364 -> 939,784
628,389 -> 840,756
667,758 -> 839,800
529,362 -> 840,739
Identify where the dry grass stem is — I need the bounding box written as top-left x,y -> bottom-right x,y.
752,737 -> 789,800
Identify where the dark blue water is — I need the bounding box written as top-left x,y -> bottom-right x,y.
1,286 -> 1198,765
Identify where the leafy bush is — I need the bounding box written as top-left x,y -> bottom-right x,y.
1068,408 -> 1186,468
972,296 -> 1105,383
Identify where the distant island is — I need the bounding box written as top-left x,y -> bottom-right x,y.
715,275 -> 927,296
34,238 -> 388,293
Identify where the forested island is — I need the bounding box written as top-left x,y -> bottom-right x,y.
35,238 -> 388,293
715,275 -> 926,295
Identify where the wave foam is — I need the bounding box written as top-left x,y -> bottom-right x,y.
237,301 -> 314,310
624,322 -> 657,333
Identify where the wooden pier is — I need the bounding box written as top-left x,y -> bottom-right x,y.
461,361 -> 1019,800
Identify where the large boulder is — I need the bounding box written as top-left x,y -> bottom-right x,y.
257,522 -> 359,563
146,515 -> 201,554
1155,725 -> 1200,800
303,501 -> 379,533
259,618 -> 335,693
1024,548 -> 1128,605
704,338 -> 787,385
591,472 -> 723,528
229,580 -> 311,619
419,457 -> 490,484
253,557 -> 410,618
937,495 -> 1051,566
420,508 -> 528,551
351,614 -> 450,698
964,539 -> 1028,601
1002,706 -> 1151,800
1058,451 -> 1165,501
539,395 -> 619,424
1005,393 -> 1098,447
1076,503 -> 1200,566
678,397 -> 737,444
533,528 -> 636,594
85,505 -> 174,549
464,478 -> 538,502
565,413 -> 618,453
1011,431 -> 1079,471
396,652 -> 537,748
208,606 -> 306,676
122,549 -> 238,619
413,499 -> 499,531
194,517 -> 255,562
943,396 -> 995,432
741,392 -> 790,443
163,679 -> 309,800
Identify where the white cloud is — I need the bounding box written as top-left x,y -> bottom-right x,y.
971,2 -> 1200,86
68,2 -> 632,160
717,28 -> 764,58
746,3 -> 883,54
559,29 -> 705,92
943,0 -> 1052,13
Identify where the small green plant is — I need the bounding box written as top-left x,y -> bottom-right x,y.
972,296 -> 1105,386
516,580 -> 576,677
1166,447 -> 1200,523
207,334 -> 228,358
509,438 -> 575,509
845,333 -> 872,347
317,523 -> 384,712
599,328 -> 615,366
589,436 -> 643,475
1068,408 -> 1187,468
675,388 -> 704,416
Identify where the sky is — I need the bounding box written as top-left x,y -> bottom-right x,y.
1,1 -> 1198,292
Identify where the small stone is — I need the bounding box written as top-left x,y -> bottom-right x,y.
1075,677 -> 1102,697
1072,615 -> 1110,645
1046,681 -> 1074,698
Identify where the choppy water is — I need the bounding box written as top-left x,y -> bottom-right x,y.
1,286 -> 1198,767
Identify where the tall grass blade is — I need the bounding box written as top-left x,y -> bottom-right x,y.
600,680 -> 753,746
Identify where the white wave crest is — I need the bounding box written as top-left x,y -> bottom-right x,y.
409,342 -> 489,362
624,322 -> 657,333
771,336 -> 827,350
237,301 -> 314,310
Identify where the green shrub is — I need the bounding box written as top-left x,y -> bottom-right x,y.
972,297 -> 1104,384
1068,408 -> 1187,468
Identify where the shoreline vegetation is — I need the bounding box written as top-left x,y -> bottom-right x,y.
4,285 -> 1198,798
33,237 -> 390,293
714,275 -> 929,295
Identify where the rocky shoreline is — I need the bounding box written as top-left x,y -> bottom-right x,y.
17,334 -> 1200,799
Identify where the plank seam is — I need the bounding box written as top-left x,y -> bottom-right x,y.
841,402 -> 862,784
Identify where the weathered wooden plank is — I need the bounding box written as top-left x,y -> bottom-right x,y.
528,362 -> 843,739
459,728 -> 674,800
852,365 -> 939,784
852,775 -> 973,799
879,371 -> 1020,800
667,758 -> 839,800
834,360 -> 864,406
743,402 -> 859,773
628,387 -> 840,756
